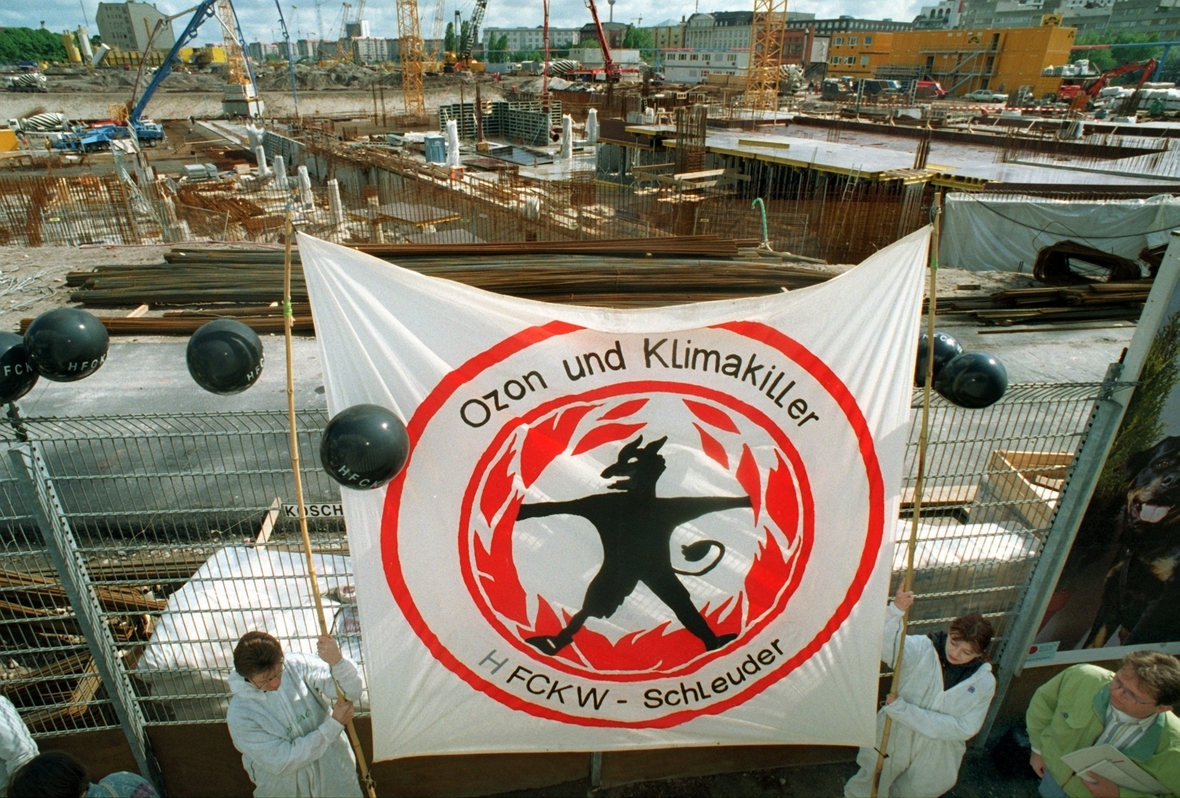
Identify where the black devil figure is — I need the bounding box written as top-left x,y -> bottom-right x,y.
516,436 -> 752,656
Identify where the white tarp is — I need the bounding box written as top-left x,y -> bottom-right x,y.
137,547 -> 361,721
298,227 -> 929,760
940,193 -> 1180,273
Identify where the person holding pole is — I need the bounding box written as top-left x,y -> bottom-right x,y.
1026,651 -> 1180,797
227,632 -> 363,798
844,588 -> 996,797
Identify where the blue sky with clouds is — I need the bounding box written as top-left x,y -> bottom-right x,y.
3,0 -> 924,47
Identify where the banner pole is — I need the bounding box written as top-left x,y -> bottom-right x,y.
284,215 -> 378,798
871,195 -> 942,798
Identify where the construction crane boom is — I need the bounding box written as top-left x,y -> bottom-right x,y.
396,0 -> 426,115
585,0 -> 618,82
129,0 -> 258,124
458,0 -> 488,62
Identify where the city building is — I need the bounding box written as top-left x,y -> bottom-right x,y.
650,18 -> 687,49
826,24 -> 1075,97
247,41 -> 281,63
345,20 -> 371,39
351,36 -> 389,63
786,16 -> 913,34
953,0 -> 1180,39
663,48 -> 749,82
913,0 -> 963,29
95,1 -> 175,52
481,27 -> 582,53
580,21 -> 628,49
681,10 -> 816,50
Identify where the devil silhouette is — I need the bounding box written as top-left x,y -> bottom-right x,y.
516,435 -> 751,656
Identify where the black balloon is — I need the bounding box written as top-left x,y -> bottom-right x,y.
320,404 -> 410,490
915,331 -> 963,387
0,332 -> 38,404
186,319 -> 264,395
24,308 -> 109,382
935,351 -> 1008,409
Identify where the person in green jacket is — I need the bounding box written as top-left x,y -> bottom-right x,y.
1026,651 -> 1180,797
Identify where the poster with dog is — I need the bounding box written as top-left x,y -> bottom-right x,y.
299,228 -> 929,759
1033,259 -> 1180,662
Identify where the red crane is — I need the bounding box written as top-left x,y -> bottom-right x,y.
585,0 -> 620,83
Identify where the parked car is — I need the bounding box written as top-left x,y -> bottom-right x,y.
965,89 -> 1009,103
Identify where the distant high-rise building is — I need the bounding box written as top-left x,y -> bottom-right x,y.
345,19 -> 370,39
95,1 -> 175,51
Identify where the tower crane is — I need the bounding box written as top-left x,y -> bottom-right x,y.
430,0 -> 448,67
396,0 -> 426,115
745,0 -> 787,113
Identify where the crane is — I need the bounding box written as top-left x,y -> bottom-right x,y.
430,0 -> 447,66
457,0 -> 488,64
332,2 -> 353,64
745,0 -> 788,113
585,0 -> 619,83
275,0 -> 299,116
396,0 -> 426,115
57,0 -> 261,150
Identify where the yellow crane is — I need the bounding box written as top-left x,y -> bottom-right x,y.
745,0 -> 788,113
397,0 -> 426,116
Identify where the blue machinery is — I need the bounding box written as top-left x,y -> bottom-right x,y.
56,0 -> 262,151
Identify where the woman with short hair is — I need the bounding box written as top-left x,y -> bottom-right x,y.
844,588 -> 997,798
227,632 -> 363,798
7,751 -> 156,798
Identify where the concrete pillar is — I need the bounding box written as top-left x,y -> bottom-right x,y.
586,108 -> 599,144
245,124 -> 262,151
297,165 -> 314,207
273,154 -> 289,190
560,114 -> 573,160
254,145 -> 270,176
367,194 -> 384,243
445,119 -> 461,168
327,178 -> 344,227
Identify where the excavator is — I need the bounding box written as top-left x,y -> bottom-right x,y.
1057,58 -> 1158,110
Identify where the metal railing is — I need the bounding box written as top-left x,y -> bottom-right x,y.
0,380 -> 1107,758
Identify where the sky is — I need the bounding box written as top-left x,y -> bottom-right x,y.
2,0 -> 926,47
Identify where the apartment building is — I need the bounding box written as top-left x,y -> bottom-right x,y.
481,27 -> 582,53
95,1 -> 175,52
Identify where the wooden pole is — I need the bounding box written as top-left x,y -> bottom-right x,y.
870,194 -> 942,798
283,214 -> 378,798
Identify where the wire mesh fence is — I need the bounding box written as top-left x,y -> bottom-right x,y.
0,381 -> 1105,739
894,382 -> 1106,654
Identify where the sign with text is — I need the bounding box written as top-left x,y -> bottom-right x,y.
299,229 -> 929,759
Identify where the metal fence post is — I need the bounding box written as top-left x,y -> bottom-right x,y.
974,362 -> 1127,748
8,442 -> 165,793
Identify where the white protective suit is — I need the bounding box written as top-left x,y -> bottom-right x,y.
227,652 -> 363,798
844,604 -> 995,798
0,695 -> 37,797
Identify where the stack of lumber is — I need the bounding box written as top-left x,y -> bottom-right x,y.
0,566 -> 163,731
48,236 -> 836,335
940,281 -> 1151,328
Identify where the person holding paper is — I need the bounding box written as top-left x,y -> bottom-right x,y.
844,588 -> 997,797
1027,650 -> 1180,797
226,632 -> 363,798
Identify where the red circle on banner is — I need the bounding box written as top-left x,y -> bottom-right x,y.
381,321 -> 886,728
457,382 -> 812,682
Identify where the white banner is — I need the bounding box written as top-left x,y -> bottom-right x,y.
299,228 -> 929,759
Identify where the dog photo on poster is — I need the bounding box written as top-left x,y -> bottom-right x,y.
1035,279 -> 1180,657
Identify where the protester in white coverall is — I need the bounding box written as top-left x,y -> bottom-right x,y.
227,632 -> 363,798
0,696 -> 37,797
845,589 -> 997,798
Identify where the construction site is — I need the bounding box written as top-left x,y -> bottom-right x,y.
0,0 -> 1179,793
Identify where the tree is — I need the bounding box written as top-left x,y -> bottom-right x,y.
0,27 -> 69,63
622,25 -> 656,63
444,22 -> 455,53
1072,32 -> 1170,73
